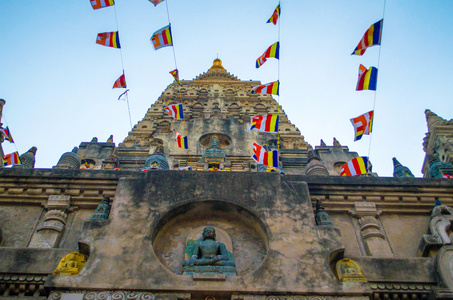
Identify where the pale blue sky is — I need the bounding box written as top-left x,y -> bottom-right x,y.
1,0 -> 452,176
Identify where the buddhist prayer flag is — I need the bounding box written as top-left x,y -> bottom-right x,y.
169,69 -> 181,85
96,31 -> 121,48
340,156 -> 371,176
117,89 -> 129,101
164,104 -> 184,119
112,73 -> 127,88
356,66 -> 378,91
358,64 -> 367,78
3,152 -> 21,166
350,111 -> 373,141
256,42 -> 280,68
179,166 -> 192,171
352,19 -> 383,55
251,81 -> 279,95
250,114 -> 279,133
442,174 -> 452,178
90,0 -> 114,10
267,4 -> 281,25
0,127 -> 14,143
174,129 -> 188,149
149,0 -> 165,6
252,142 -> 279,168
151,25 -> 173,50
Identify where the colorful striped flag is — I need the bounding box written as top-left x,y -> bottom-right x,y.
356,65 -> 378,91
252,142 -> 279,168
442,174 -> 452,179
256,42 -> 280,68
3,152 -> 21,166
169,69 -> 181,85
164,104 -> 184,119
90,0 -> 114,10
352,19 -> 383,55
350,111 -> 373,141
96,31 -> 121,48
174,129 -> 188,149
179,166 -> 192,171
251,81 -> 279,95
112,73 -> 127,88
340,156 -> 371,176
0,127 -> 14,143
250,114 -> 279,133
149,0 -> 165,6
151,25 -> 173,50
267,4 -> 281,25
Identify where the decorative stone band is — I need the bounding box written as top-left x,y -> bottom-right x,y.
232,296 -> 366,300
369,282 -> 432,300
48,291 -> 191,300
0,274 -> 47,297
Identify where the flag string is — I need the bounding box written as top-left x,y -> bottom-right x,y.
113,4 -> 133,131
277,1 -> 281,154
164,0 -> 191,166
367,0 -> 387,160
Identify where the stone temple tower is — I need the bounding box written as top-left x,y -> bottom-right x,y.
117,59 -> 356,174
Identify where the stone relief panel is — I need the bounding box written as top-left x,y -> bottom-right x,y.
151,201 -> 267,276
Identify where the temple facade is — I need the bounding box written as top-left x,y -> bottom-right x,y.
0,60 -> 453,300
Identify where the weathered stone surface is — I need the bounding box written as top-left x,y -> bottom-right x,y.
46,171 -> 365,296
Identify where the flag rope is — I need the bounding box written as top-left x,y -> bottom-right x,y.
165,0 -> 191,166
277,1 -> 281,154
113,5 -> 134,131
367,0 -> 387,159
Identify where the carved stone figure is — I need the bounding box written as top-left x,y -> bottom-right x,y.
53,252 -> 87,275
182,227 -> 236,275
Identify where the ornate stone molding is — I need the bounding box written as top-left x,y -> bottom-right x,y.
232,295 -> 365,300
0,273 -> 47,297
369,282 -> 431,300
48,291 -> 191,300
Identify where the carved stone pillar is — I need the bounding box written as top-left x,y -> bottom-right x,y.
353,201 -> 394,258
28,195 -> 71,248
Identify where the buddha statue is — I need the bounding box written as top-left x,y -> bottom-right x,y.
182,227 -> 236,275
53,252 -> 87,275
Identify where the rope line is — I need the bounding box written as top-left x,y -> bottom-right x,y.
367,0 -> 387,159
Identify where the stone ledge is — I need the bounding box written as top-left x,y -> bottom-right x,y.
192,273 -> 226,281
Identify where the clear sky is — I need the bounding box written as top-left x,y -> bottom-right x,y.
1,0 -> 452,176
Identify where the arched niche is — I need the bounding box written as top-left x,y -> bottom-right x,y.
151,200 -> 268,276
198,133 -> 232,148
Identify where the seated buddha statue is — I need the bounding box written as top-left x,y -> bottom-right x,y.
182,227 -> 236,275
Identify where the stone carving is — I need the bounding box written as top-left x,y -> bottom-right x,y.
143,145 -> 169,170
352,202 -> 393,258
54,147 -> 82,170
358,216 -> 393,258
392,157 -> 415,178
200,136 -> 229,171
53,252 -> 87,275
49,291 -> 191,300
369,281 -> 431,300
182,226 -> 236,276
19,146 -> 37,168
431,245 -> 453,299
29,209 -> 68,248
334,258 -> 367,282
314,200 -> 333,226
419,202 -> 453,257
305,150 -> 329,176
0,273 -> 47,297
91,196 -> 112,220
